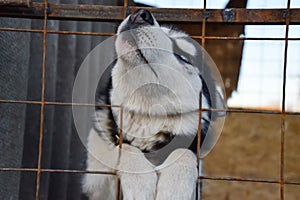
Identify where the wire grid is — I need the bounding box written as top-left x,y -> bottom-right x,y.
0,0 -> 300,199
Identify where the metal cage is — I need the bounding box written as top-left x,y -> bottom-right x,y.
0,0 -> 299,199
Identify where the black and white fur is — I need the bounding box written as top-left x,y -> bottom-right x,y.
83,9 -> 225,200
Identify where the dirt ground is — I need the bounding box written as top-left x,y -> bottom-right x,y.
202,112 -> 300,200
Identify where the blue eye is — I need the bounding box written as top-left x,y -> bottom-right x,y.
177,54 -> 192,65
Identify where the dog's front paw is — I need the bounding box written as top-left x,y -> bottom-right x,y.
155,148 -> 198,200
117,144 -> 157,200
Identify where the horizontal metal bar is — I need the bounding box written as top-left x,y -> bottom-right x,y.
1,27 -> 300,41
0,99 -> 122,108
0,27 -> 116,36
200,175 -> 279,184
1,167 -> 299,185
199,175 -> 300,186
0,0 -> 30,7
1,99 -> 300,115
0,167 -> 116,175
141,7 -> 300,24
0,3 -> 300,24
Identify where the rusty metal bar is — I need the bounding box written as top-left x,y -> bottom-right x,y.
116,105 -> 124,200
1,166 -> 300,186
196,92 -> 203,200
194,36 -> 300,40
1,27 -> 300,42
0,0 -> 30,7
1,99 -> 300,116
0,3 -> 300,24
0,167 -> 116,175
196,1 -> 207,199
279,0 -> 291,199
1,166 -> 300,185
0,27 -> 117,36
0,99 -> 122,108
199,176 -> 280,184
198,175 -> 300,186
1,27 -> 300,41
35,0 -> 48,198
115,4 -> 127,199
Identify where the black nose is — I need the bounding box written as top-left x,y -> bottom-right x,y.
130,9 -> 154,25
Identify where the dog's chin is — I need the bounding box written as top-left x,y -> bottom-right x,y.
115,42 -> 137,63
115,40 -> 150,67
116,36 -> 135,53
119,54 -> 144,66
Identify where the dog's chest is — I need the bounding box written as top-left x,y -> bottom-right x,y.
112,108 -> 199,151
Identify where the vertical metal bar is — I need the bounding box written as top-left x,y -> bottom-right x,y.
280,0 -> 291,200
196,1 -> 207,199
201,0 -> 207,47
119,106 -> 124,150
35,0 -> 48,199
123,0 -> 128,18
196,92 -> 203,200
116,174 -> 121,200
116,106 -> 123,200
116,1 -> 127,198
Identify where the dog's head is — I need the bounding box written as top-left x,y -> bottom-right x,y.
115,9 -> 200,70
112,9 -> 213,116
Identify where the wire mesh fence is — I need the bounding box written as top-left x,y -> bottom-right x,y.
0,0 -> 299,199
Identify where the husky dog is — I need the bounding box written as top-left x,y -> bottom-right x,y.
83,9 -> 225,200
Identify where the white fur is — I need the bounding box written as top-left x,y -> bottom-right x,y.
118,144 -> 157,200
83,129 -> 118,200
155,149 -> 198,200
